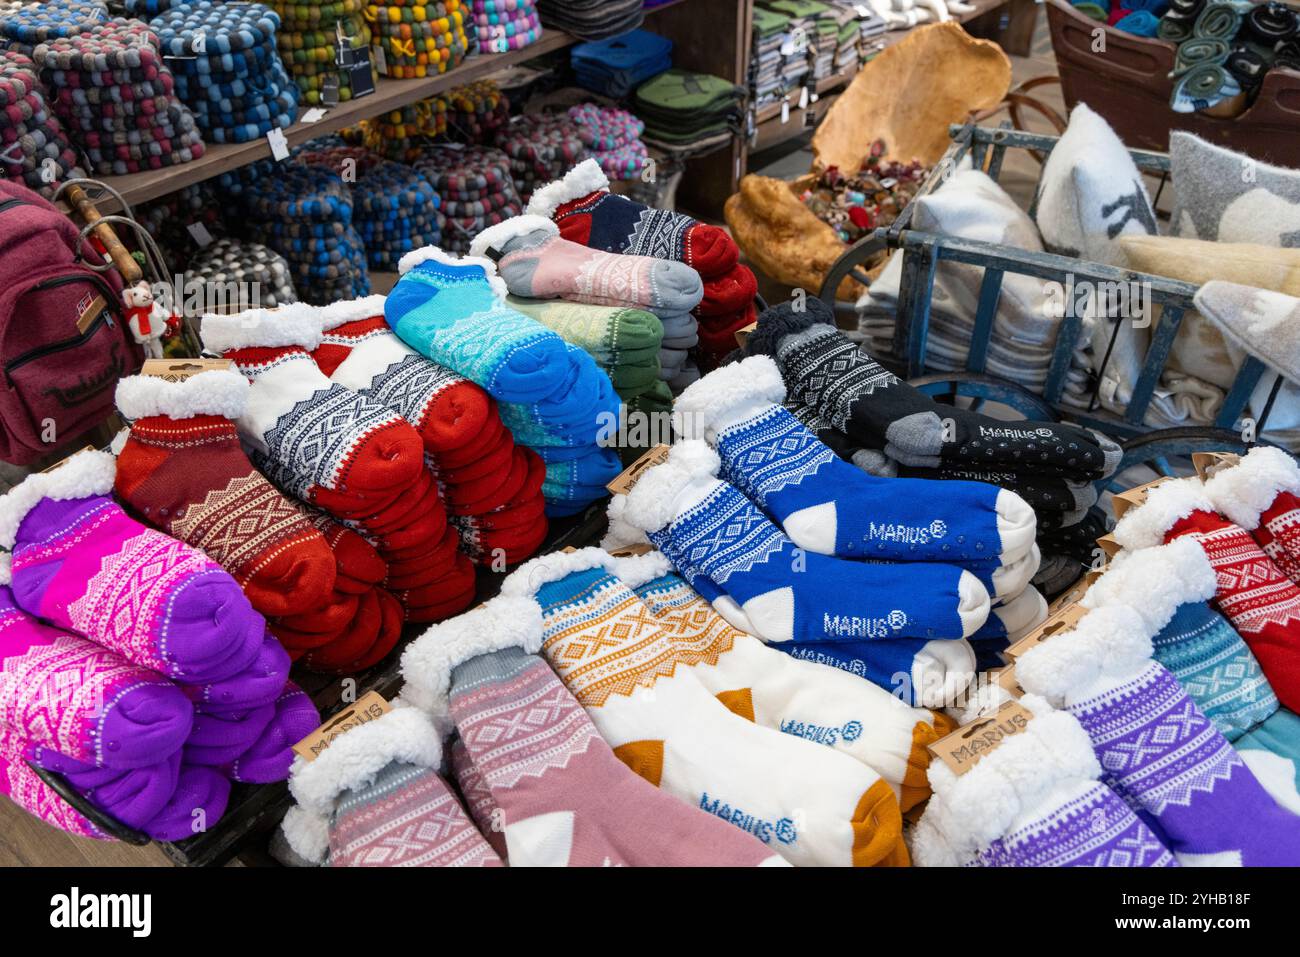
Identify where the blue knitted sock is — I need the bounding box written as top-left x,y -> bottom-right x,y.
1235,708 -> 1300,815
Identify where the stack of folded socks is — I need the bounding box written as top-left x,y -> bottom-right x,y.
527,158 -> 757,373
411,144 -> 522,254
265,1 -> 375,105
150,1 -> 299,145
365,0 -> 470,78
749,8 -> 790,107
187,237 -> 298,308
386,244 -> 622,516
25,16 -> 205,177
536,0 -> 642,40
239,161 -> 370,304
567,102 -> 648,181
470,0 -> 542,52
0,50 -> 85,198
570,27 -> 672,98
493,110 -> 587,203
828,3 -> 863,74
442,79 -> 510,143
632,68 -> 744,152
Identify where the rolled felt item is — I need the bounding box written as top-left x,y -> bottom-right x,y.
1170,36 -> 1230,75
1226,43 -> 1272,90
1192,0 -> 1245,40
1171,59 -> 1241,112
1243,0 -> 1299,44
1116,9 -> 1162,34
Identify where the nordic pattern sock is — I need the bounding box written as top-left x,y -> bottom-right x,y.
742,299 -> 1122,481
1019,604 -> 1300,866
448,737 -> 510,860
1234,708 -> 1300,816
0,724 -> 112,840
200,307 -> 426,504
403,603 -> 784,865
526,158 -> 739,276
621,556 -> 954,812
489,566 -> 903,867
675,355 -> 1037,570
285,706 -> 504,867
913,694 -> 1177,867
0,451 -> 265,685
114,370 -> 337,618
310,296 -> 494,454
0,586 -> 193,770
222,682 -> 320,784
470,214 -> 704,314
1204,446 -> 1300,588
696,262 -> 758,317
184,701 -> 276,768
1114,478 -> 1300,714
505,295 -> 663,369
385,246 -> 573,403
620,440 -> 991,644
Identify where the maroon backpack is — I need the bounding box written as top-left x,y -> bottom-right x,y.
0,180 -> 143,465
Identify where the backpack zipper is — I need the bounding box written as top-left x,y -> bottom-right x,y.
4,273 -> 123,380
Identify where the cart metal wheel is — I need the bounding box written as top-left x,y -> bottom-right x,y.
1106,427 -> 1274,494
906,372 -> 1061,422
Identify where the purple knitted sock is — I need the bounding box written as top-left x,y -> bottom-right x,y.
0,451 -> 266,684
221,682 -> 320,784
145,764 -> 231,842
186,634 -> 291,713
0,585 -> 193,769
183,702 -> 275,767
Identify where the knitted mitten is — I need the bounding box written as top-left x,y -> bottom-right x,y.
114,370 -> 337,618
526,158 -> 739,277
470,215 -> 704,314
1114,477 -> 1300,713
0,451 -> 265,684
499,556 -> 910,867
402,596 -> 787,866
284,706 -> 504,867
912,695 -> 1177,867
1017,604 -> 1300,866
1203,446 -> 1300,587
0,585 -> 193,769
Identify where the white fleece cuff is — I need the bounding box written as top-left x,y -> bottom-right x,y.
200,306 -> 323,353
115,369 -> 249,421
396,245 -> 510,301
1204,446 -> 1300,531
0,450 -> 116,551
468,214 -> 559,259
1112,478 -> 1215,551
671,355 -> 787,442
622,440 -> 721,533
525,158 -> 611,219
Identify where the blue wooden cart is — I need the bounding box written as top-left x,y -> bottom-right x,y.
816,121 -> 1292,487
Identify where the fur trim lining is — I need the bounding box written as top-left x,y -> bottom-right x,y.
0,450 -> 116,551
524,159 -> 610,219
1204,446 -> 1300,531
0,552 -> 10,586
468,215 -> 559,259
600,494 -> 650,550
279,805 -> 330,864
400,596 -> 544,720
1112,478 -> 1215,551
396,246 -> 510,300
200,306 -> 323,353
672,355 -> 787,441
115,370 -> 249,421
622,440 -> 721,533
501,546 -> 674,598
1082,538 -> 1216,635
741,299 -> 836,358
287,707 -> 442,815
1015,605 -> 1151,705
910,803 -> 967,867
316,295 -> 389,332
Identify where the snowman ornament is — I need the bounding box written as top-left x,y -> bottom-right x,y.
122,281 -> 166,359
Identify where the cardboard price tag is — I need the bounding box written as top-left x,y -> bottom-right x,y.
1047,575 -> 1091,616
1095,533 -> 1122,559
606,542 -> 653,558
990,665 -> 1024,697
40,445 -> 98,474
606,443 -> 672,496
1004,602 -> 1090,659
927,700 -> 1034,775
735,322 -> 757,348
1192,451 -> 1242,481
1111,477 -> 1173,521
141,358 -> 233,382
292,691 -> 391,762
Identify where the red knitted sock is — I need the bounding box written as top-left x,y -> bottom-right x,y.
695,263 -> 758,317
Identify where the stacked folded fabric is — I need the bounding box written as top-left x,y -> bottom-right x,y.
365,0 -> 470,78
761,0 -> 838,80
536,0 -> 642,40
0,50 -> 85,198
0,450 -> 324,842
528,159 -> 758,373
387,244 -> 622,516
187,237 -> 298,309
493,110 -> 587,203
411,144 -> 523,254
566,103 -> 648,180
150,1 -> 298,145
469,0 -> 542,52
632,68 -> 744,152
442,79 -> 510,143
265,0 -> 375,105
749,7 -> 790,107
22,16 -> 205,177
570,28 -> 673,99
238,161 -> 370,304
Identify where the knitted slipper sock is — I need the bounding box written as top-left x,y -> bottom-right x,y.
1203,446 -> 1300,587
470,215 -> 704,314
284,706 -> 504,867
505,295 -> 664,371
303,513 -> 389,591
114,370 -> 337,618
526,158 -> 739,277
695,262 -> 758,317
0,586 -> 192,769
184,702 -> 276,768
1234,709 -> 1300,817
0,452 -> 264,685
187,634 -> 291,713
448,736 -> 510,860
222,682 -> 319,784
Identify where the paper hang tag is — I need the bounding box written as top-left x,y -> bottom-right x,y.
300,107 -> 328,124
735,322 -> 757,348
108,428 -> 130,456
1047,575 -> 1091,616
1192,451 -> 1242,481
1095,533 -> 1122,559
1085,566 -> 1108,586
606,443 -> 672,496
77,293 -> 109,335
1110,477 -> 1173,521
990,665 -> 1024,697
40,445 -> 98,474
606,542 -> 653,558
780,100 -> 790,124
266,127 -> 290,162
140,358 -> 233,382
799,87 -> 810,110
927,700 -> 1035,776
371,42 -> 388,76
291,691 -> 391,763
186,222 -> 214,248
1004,602 -> 1090,660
